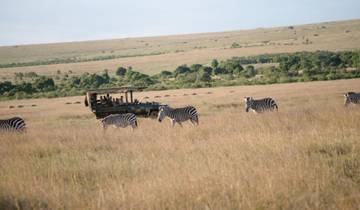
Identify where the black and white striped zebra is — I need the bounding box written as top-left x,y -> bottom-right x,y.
244,97 -> 278,113
0,117 -> 26,133
101,113 -> 138,130
157,105 -> 199,127
344,92 -> 360,106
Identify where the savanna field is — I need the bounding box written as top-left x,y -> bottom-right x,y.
0,79 -> 360,209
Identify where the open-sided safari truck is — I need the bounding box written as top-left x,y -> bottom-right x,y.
84,87 -> 161,119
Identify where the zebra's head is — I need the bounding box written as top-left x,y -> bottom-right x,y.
157,105 -> 168,122
244,97 -> 253,112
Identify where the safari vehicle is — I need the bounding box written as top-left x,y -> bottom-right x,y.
84,87 -> 161,119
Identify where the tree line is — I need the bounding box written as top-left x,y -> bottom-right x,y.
1,50 -> 360,100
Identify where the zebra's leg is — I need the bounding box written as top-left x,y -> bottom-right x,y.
131,123 -> 137,131
171,119 -> 176,127
20,127 -> 27,134
190,117 -> 199,126
177,121 -> 183,127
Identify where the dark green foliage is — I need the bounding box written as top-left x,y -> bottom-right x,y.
190,64 -> 203,72
159,70 -> 173,78
80,74 -> 107,89
211,59 -> 219,68
24,72 -> 38,78
152,71 -> 173,81
34,77 -> 55,91
218,58 -> 244,75
200,66 -> 213,75
213,67 -> 226,75
198,67 -> 212,82
231,42 -> 241,48
116,67 -> 127,76
1,50 -> 360,100
176,72 -> 197,83
243,65 -> 257,78
174,65 -> 192,77
0,81 -> 14,94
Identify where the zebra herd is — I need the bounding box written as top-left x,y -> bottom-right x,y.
96,91 -> 360,129
1,92 -> 360,132
101,105 -> 199,129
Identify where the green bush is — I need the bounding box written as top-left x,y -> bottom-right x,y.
2,50 -> 360,101
116,67 -> 127,76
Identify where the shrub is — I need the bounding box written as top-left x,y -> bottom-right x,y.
116,67 -> 127,76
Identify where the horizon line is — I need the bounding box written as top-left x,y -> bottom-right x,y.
0,17 -> 359,47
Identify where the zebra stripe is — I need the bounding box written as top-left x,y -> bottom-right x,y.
0,117 -> 26,133
101,113 -> 138,129
157,105 -> 199,127
244,97 -> 278,113
344,92 -> 360,106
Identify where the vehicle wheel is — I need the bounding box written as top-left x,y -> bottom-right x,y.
149,111 -> 158,119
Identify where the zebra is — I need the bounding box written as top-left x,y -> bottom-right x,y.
244,97 -> 278,113
0,117 -> 26,133
100,113 -> 138,130
344,92 -> 360,106
157,105 -> 199,127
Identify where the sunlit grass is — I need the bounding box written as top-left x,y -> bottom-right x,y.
0,79 -> 360,209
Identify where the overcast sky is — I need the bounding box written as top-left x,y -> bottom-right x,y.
1,0 -> 360,46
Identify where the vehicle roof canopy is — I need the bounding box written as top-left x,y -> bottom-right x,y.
86,87 -> 146,95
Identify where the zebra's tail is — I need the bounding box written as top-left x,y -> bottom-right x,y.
274,103 -> 279,111
191,114 -> 199,125
132,120 -> 138,129
19,126 -> 26,133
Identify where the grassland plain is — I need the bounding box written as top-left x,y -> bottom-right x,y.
0,19 -> 360,81
0,79 -> 360,209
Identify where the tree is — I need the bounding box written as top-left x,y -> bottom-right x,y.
34,77 -> 55,91
116,67 -> 127,76
80,74 -> 106,88
213,67 -> 226,75
243,65 -> 257,78
0,81 -> 14,94
211,59 -> 219,69
198,69 -> 212,82
200,66 -> 213,75
101,69 -> 110,83
190,64 -> 203,72
231,42 -> 240,48
14,72 -> 24,81
219,58 -> 244,74
176,72 -> 197,83
158,71 -> 173,78
174,65 -> 192,77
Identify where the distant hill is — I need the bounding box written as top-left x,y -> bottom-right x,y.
0,19 -> 359,79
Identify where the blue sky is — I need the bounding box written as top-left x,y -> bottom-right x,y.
1,0 -> 360,46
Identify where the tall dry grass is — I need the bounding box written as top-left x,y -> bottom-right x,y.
0,80 -> 360,209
